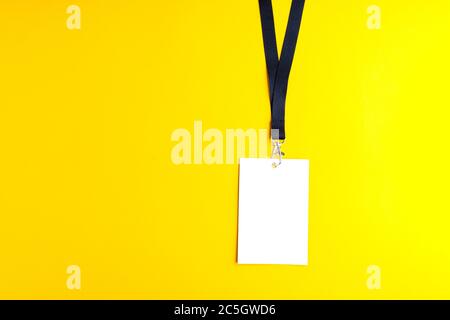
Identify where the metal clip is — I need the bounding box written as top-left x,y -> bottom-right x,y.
271,139 -> 285,168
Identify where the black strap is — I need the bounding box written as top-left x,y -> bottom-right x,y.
259,0 -> 305,140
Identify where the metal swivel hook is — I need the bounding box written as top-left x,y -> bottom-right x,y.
271,139 -> 285,168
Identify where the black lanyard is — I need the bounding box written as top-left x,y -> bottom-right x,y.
259,0 -> 305,141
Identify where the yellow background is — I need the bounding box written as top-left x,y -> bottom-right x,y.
1,0 -> 450,299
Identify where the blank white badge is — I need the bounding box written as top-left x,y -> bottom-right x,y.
237,158 -> 309,265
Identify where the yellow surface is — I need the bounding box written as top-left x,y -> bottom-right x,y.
1,0 -> 450,299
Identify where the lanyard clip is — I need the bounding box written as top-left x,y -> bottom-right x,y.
271,139 -> 285,168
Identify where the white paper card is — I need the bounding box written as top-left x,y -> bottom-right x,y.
237,158 -> 309,265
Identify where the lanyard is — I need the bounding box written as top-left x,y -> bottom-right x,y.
259,0 -> 305,141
